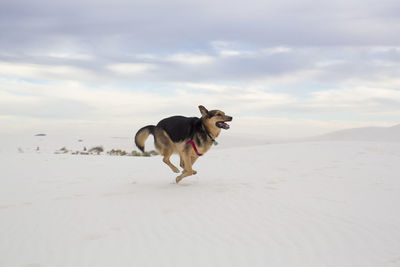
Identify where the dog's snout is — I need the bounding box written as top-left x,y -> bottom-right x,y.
226,116 -> 233,121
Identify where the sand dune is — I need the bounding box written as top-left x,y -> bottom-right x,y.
310,124 -> 400,142
1,139 -> 399,267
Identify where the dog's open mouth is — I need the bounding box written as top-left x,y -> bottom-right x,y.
216,121 -> 230,130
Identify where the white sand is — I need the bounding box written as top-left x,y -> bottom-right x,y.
1,139 -> 400,267
311,124 -> 400,142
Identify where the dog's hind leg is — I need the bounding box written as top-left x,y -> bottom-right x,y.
163,151 -> 180,173
154,128 -> 180,173
191,155 -> 198,175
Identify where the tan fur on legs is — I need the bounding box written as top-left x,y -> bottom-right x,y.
176,169 -> 195,183
191,155 -> 198,175
178,153 -> 198,175
176,152 -> 197,183
162,152 -> 180,173
154,128 -> 181,173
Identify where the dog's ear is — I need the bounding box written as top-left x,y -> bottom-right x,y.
198,105 -> 209,117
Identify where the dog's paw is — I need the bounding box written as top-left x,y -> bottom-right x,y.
192,170 -> 197,175
172,167 -> 180,173
176,176 -> 183,183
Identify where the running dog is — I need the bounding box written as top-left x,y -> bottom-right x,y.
135,105 -> 232,183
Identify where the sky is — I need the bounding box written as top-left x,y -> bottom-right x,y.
1,0 -> 400,139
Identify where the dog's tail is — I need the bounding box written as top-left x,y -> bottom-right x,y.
135,125 -> 155,152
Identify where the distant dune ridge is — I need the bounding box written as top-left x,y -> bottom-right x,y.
1,123 -> 399,154
309,123 -> 400,142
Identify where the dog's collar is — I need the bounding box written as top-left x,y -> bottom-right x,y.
201,122 -> 218,146
186,140 -> 203,156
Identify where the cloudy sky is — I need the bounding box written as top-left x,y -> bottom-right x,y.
1,0 -> 400,138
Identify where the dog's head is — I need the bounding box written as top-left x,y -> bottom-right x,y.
199,105 -> 232,133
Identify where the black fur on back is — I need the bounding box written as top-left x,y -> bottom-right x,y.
156,116 -> 208,143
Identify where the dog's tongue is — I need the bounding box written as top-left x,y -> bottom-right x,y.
218,122 -> 230,130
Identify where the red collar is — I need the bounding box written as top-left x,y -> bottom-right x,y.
186,140 -> 203,156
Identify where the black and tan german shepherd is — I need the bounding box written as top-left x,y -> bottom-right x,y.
135,105 -> 232,183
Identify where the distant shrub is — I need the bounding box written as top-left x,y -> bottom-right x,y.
131,150 -> 142,156
54,145 -> 153,157
108,149 -> 127,156
55,147 -> 69,154
149,150 -> 158,156
107,149 -> 154,157
88,146 -> 104,154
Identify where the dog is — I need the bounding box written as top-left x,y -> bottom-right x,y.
135,105 -> 232,183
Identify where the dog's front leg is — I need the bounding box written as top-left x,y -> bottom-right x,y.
176,154 -> 197,183
190,155 -> 198,175
176,169 -> 196,183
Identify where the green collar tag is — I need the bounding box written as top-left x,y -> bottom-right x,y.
214,141 -> 219,146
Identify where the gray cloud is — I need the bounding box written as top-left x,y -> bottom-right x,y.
1,45 -> 400,87
1,0 -> 400,84
1,0 -> 400,54
1,0 -> 400,136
